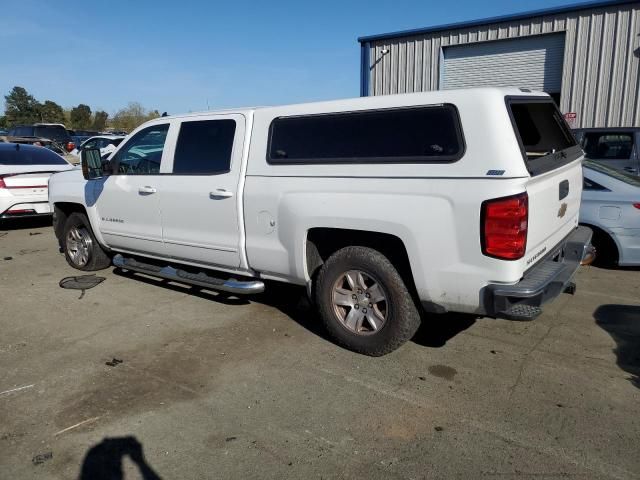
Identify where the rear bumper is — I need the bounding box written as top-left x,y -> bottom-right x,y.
1,202 -> 52,219
611,227 -> 640,266
484,226 -> 594,320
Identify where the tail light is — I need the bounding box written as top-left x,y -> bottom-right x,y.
66,142 -> 75,152
7,208 -> 36,214
481,192 -> 528,260
633,203 -> 640,210
0,176 -> 6,189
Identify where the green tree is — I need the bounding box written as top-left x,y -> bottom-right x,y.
92,110 -> 109,131
39,100 -> 65,123
70,104 -> 92,129
4,86 -> 41,125
111,102 -> 157,132
0,116 -> 7,128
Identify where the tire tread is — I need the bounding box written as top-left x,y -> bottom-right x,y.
315,246 -> 420,356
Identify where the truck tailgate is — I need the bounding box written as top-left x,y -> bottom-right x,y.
525,159 -> 582,268
506,97 -> 585,269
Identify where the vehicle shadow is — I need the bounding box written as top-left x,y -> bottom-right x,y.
78,436 -> 162,480
412,312 -> 477,347
111,268 -> 475,349
0,216 -> 52,231
594,304 -> 640,389
112,267 -> 251,306
112,267 -> 330,338
590,264 -> 640,272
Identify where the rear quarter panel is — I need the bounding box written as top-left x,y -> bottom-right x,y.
244,176 -> 534,314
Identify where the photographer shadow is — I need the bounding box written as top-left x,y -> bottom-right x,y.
594,304 -> 640,389
79,436 -> 162,480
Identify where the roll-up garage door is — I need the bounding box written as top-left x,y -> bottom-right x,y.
442,34 -> 565,93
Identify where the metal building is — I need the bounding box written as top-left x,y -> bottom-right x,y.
358,0 -> 640,128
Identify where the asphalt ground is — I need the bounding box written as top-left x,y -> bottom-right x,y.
1,217 -> 639,479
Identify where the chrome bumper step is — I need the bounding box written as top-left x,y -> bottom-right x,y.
112,254 -> 265,295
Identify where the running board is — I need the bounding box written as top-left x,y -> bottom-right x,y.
112,254 -> 265,295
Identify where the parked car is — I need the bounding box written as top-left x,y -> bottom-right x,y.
0,143 -> 73,219
71,135 -> 92,148
2,134 -> 67,156
573,127 -> 639,176
8,123 -> 75,153
49,88 -> 593,356
0,128 -> 8,136
580,160 -> 640,266
72,130 -> 100,137
70,135 -> 125,159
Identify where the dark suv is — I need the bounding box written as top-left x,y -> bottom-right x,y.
8,123 -> 75,152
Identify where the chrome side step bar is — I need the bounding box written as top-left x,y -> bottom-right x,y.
112,254 -> 265,295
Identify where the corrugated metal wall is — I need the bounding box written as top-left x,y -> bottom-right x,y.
365,2 -> 640,128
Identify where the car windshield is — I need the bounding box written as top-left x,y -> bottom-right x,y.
0,145 -> 68,165
584,160 -> 640,187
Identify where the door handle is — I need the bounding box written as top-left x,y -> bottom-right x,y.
138,186 -> 157,194
623,166 -> 638,174
210,189 -> 234,199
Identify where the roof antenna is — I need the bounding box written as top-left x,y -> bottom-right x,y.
15,143 -> 20,151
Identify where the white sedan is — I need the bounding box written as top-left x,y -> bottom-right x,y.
70,135 -> 125,158
581,160 -> 640,266
0,143 -> 74,219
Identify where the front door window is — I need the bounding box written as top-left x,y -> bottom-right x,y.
111,124 -> 169,175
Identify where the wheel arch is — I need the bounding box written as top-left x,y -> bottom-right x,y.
305,227 -> 417,298
53,202 -> 88,244
580,222 -> 620,264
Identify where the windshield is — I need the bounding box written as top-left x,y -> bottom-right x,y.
0,145 -> 68,165
584,160 -> 640,188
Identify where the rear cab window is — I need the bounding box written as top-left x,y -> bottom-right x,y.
267,105 -> 464,164
11,127 -> 33,136
506,97 -> 581,176
582,132 -> 634,160
34,126 -> 70,143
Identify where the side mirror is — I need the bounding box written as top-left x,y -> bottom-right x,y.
81,148 -> 105,180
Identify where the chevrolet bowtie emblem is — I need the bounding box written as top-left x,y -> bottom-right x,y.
557,202 -> 568,218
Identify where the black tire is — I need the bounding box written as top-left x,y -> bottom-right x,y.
62,212 -> 111,271
315,246 -> 421,356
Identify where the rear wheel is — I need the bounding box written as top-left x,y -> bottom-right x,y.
315,246 -> 421,356
63,212 -> 111,271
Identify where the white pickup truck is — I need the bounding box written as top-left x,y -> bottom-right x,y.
49,88 -> 594,356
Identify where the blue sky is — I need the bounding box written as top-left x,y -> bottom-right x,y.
2,0 -> 581,115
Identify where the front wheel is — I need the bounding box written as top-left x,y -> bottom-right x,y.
315,246 -> 421,356
63,212 -> 111,271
